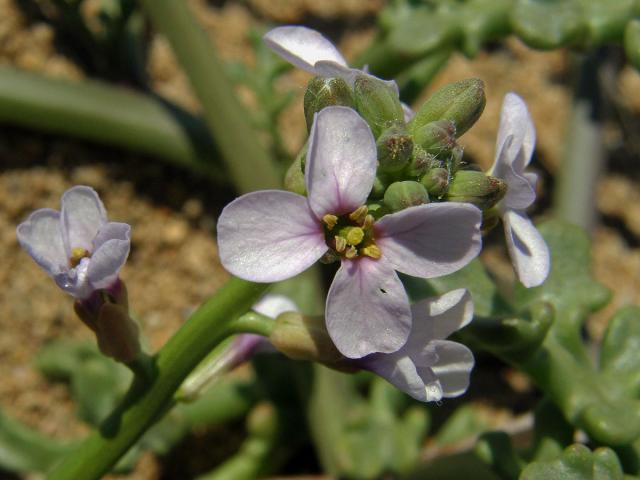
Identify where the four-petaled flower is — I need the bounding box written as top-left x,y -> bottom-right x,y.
490,93 -> 550,288
358,289 -> 475,402
16,185 -> 131,300
218,106 -> 482,359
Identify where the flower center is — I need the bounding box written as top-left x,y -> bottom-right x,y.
322,206 -> 381,260
69,247 -> 91,268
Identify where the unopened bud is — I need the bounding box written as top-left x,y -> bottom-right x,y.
410,78 -> 485,138
377,124 -> 413,173
413,119 -> 457,154
446,170 -> 507,210
420,167 -> 449,198
73,280 -> 141,364
304,77 -> 354,131
384,181 -> 429,212
354,75 -> 404,137
284,147 -> 307,195
406,145 -> 436,177
270,312 -> 343,364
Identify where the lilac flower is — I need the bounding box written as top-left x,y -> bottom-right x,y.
263,25 -> 397,92
358,289 -> 475,402
489,93 -> 550,288
16,186 -> 131,300
218,106 -> 482,359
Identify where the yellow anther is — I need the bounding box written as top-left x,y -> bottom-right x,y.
322,214 -> 338,230
362,244 -> 381,259
69,247 -> 90,268
334,236 -> 347,253
363,214 -> 375,230
345,227 -> 365,246
345,246 -> 358,259
349,206 -> 368,225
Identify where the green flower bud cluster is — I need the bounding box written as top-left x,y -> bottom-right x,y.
291,75 -> 506,224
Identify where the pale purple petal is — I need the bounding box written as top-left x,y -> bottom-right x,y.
491,93 -> 536,175
253,294 -> 299,319
217,190 -> 326,282
430,340 -> 474,398
93,222 -> 131,250
16,208 -> 67,276
61,186 -> 107,254
402,102 -> 415,123
326,257 -> 411,358
87,234 -> 130,290
306,106 -> 377,218
376,203 -> 482,279
263,26 -> 348,75
495,137 -> 537,211
503,209 -> 550,288
363,353 -> 440,402
408,289 -> 473,349
56,257 -> 91,298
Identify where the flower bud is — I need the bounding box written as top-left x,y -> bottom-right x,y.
269,312 -> 343,364
406,145 -> 436,177
383,181 -> 430,212
445,170 -> 507,210
413,119 -> 457,154
284,147 -> 307,195
420,167 -> 449,198
304,77 -> 354,132
354,74 -> 404,137
73,280 -> 141,364
376,124 -> 413,173
409,78 -> 485,138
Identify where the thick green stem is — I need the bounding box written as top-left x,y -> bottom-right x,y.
0,66 -> 222,179
138,0 -> 280,192
47,277 -> 270,480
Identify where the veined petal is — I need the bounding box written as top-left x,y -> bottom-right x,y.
263,26 -> 348,75
87,236 -> 130,290
363,353 -> 438,402
61,186 -> 107,254
376,203 -> 482,279
93,222 -> 131,250
503,209 -> 550,288
326,257 -> 411,358
16,208 -> 67,276
496,137 -> 537,210
491,93 -> 536,175
217,190 -> 326,282
253,294 -> 299,319
430,340 -> 474,398
409,289 -> 473,347
306,106 -> 377,218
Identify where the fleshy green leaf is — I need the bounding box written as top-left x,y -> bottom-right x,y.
521,444 -> 625,480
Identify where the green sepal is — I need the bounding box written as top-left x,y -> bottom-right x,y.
383,181 -> 429,212
304,76 -> 354,132
409,78 -> 485,138
354,75 -> 405,138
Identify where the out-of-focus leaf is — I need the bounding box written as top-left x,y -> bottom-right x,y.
521,444 -> 625,480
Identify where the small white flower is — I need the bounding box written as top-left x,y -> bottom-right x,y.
16,186 -> 131,299
359,289 -> 475,402
490,93 -> 550,288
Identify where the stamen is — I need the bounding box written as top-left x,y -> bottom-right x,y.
334,236 -> 347,253
345,246 -> 358,259
322,214 -> 338,230
362,244 -> 381,259
349,206 -> 368,225
69,247 -> 90,268
363,214 -> 375,230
